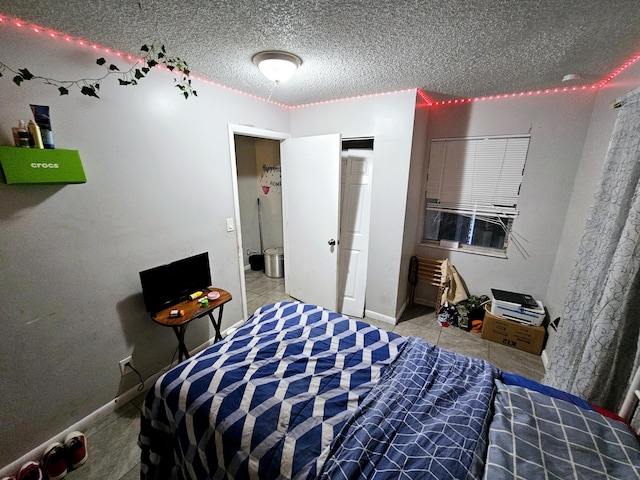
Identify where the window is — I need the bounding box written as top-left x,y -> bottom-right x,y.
422,135 -> 530,256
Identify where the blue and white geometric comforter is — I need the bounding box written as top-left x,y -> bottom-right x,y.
139,302 -> 406,479
139,301 -> 500,479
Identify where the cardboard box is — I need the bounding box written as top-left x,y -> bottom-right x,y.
0,146 -> 86,184
481,304 -> 546,355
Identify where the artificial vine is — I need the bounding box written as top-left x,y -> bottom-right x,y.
0,44 -> 197,99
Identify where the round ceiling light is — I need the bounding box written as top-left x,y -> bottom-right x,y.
252,51 -> 302,84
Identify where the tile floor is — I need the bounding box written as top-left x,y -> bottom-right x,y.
55,269 -> 545,479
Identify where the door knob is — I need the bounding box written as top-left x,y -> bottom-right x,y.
328,239 -> 336,246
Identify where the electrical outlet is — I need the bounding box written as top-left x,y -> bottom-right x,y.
119,356 -> 134,376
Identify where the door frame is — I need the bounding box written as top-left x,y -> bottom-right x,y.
227,124 -> 290,320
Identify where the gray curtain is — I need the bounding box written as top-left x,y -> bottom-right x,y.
543,87 -> 640,411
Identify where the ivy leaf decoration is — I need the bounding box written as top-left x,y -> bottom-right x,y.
2,43 -> 197,99
18,68 -> 34,80
81,85 -> 100,98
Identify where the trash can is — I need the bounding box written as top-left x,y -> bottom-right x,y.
264,247 -> 284,278
249,254 -> 264,271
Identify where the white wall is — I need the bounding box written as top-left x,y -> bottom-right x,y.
255,138 -> 283,251
289,91 -> 417,321
0,26 -> 289,467
236,135 -> 260,265
415,91 -> 597,321
397,97 -> 429,314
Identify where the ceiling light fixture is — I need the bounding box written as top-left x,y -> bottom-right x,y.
252,51 -> 302,84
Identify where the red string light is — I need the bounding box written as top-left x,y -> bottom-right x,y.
424,52 -> 640,107
2,12 -> 640,109
417,89 -> 434,106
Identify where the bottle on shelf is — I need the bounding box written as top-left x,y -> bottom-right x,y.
17,120 -> 30,147
28,120 -> 44,149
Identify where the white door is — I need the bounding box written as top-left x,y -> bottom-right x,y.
338,150 -> 373,317
281,134 -> 342,310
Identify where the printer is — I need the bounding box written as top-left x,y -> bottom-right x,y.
490,289 -> 546,326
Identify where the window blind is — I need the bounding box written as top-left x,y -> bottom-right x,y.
426,135 -> 530,217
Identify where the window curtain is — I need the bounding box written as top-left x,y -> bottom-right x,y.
543,87 -> 640,411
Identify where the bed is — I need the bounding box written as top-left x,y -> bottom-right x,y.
139,301 -> 640,479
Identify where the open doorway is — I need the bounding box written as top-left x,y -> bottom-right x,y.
227,125 -> 290,320
234,134 -> 292,316
228,124 -> 374,320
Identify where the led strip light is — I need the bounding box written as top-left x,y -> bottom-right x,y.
1,13 -> 639,109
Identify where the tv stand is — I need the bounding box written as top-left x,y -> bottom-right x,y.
151,287 -> 232,362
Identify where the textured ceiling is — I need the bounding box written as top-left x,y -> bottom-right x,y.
1,1 -> 640,106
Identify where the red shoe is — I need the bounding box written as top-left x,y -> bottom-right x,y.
64,431 -> 87,469
41,442 -> 67,480
16,461 -> 43,480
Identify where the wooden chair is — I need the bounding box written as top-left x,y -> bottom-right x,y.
408,256 -> 447,312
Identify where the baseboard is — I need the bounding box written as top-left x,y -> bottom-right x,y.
541,349 -> 550,371
396,298 -> 407,321
0,321 -> 245,478
364,308 -> 397,326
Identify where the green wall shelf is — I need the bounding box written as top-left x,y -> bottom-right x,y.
0,146 -> 86,184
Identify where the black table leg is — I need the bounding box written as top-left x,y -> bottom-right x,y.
172,325 -> 190,361
208,304 -> 224,342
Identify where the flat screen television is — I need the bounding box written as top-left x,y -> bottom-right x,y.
139,252 -> 212,314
